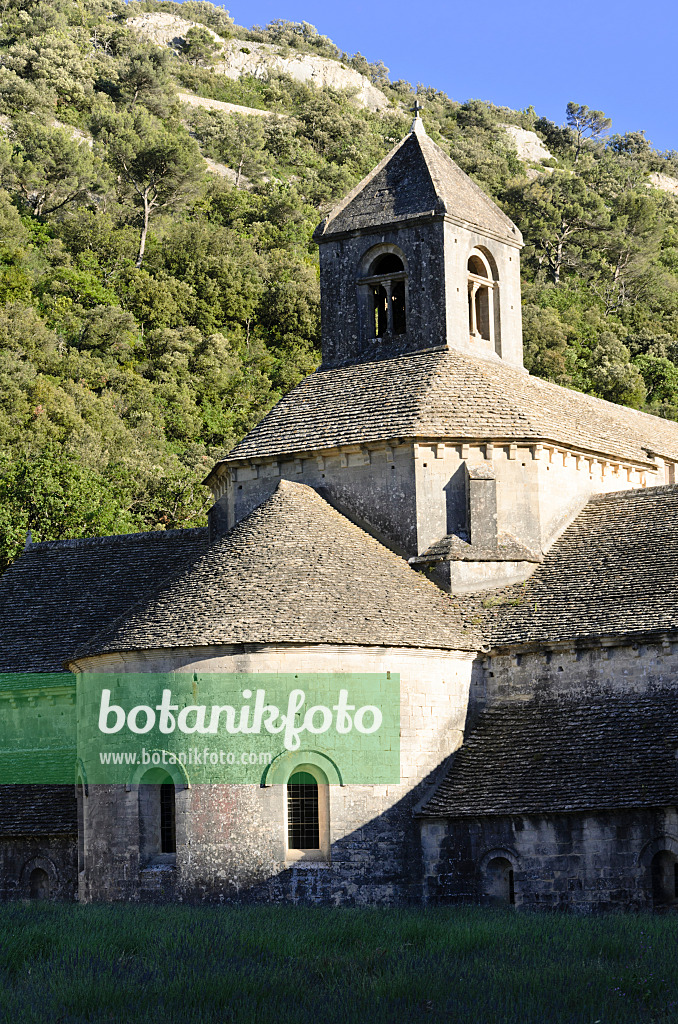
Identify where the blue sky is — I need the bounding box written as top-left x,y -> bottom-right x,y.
207,0 -> 677,152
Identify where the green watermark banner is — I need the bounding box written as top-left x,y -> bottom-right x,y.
0,673 -> 401,785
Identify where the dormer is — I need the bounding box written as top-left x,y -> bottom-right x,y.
313,114 -> 524,369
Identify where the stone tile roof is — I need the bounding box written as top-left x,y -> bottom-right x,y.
413,532 -> 541,564
0,785 -> 76,834
217,350 -> 678,469
420,692 -> 678,817
0,528 -> 209,672
78,481 -> 479,657
488,485 -> 678,647
314,120 -> 521,244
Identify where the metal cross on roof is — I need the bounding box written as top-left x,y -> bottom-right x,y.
412,100 -> 423,118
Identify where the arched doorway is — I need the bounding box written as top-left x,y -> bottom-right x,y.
483,856 -> 515,906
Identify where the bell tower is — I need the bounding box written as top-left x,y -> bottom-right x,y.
313,109 -> 524,369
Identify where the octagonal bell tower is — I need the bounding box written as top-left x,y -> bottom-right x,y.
313,112 -> 524,369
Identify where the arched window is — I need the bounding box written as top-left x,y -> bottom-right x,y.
287,771 -> 319,850
139,769 -> 176,864
483,856 -> 515,906
467,251 -> 495,346
360,251 -> 407,340
160,782 -> 176,854
651,850 -> 678,907
285,763 -> 330,862
29,867 -> 49,900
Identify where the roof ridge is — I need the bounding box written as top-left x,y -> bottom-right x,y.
314,125 -> 520,242
413,348 -> 535,434
213,348 -> 678,469
418,131 -> 519,235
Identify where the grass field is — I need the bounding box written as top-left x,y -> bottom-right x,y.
0,904 -> 677,1023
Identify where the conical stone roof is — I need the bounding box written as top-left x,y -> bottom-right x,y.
314,118 -> 521,245
75,481 -> 479,659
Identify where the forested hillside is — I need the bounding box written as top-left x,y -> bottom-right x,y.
1,0 -> 678,566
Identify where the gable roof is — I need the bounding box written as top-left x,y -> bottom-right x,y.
314,119 -> 521,245
487,485 -> 678,648
214,349 -> 678,471
419,692 -> 678,817
76,481 -> 478,658
0,527 -> 209,672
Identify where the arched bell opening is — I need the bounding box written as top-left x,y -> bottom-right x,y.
467,250 -> 496,347
358,248 -> 408,343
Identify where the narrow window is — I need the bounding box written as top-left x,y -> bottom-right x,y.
287,771 -> 319,850
139,769 -> 177,864
160,782 -> 176,854
77,781 -> 85,873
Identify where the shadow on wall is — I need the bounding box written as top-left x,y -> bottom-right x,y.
114,755 -> 459,907
444,465 -> 468,540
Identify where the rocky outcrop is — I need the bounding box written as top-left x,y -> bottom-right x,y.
213,39 -> 389,112
127,13 -> 389,113
53,119 -> 93,147
127,13 -> 226,48
499,123 -> 553,163
648,171 -> 678,196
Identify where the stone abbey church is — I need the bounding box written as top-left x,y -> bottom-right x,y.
3,112 -> 678,911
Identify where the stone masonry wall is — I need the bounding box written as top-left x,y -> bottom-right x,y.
76,643 -> 477,904
421,807 -> 677,911
0,836 -> 76,901
481,635 -> 678,707
211,439 -> 658,569
219,442 -> 418,556
318,222 -> 448,368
